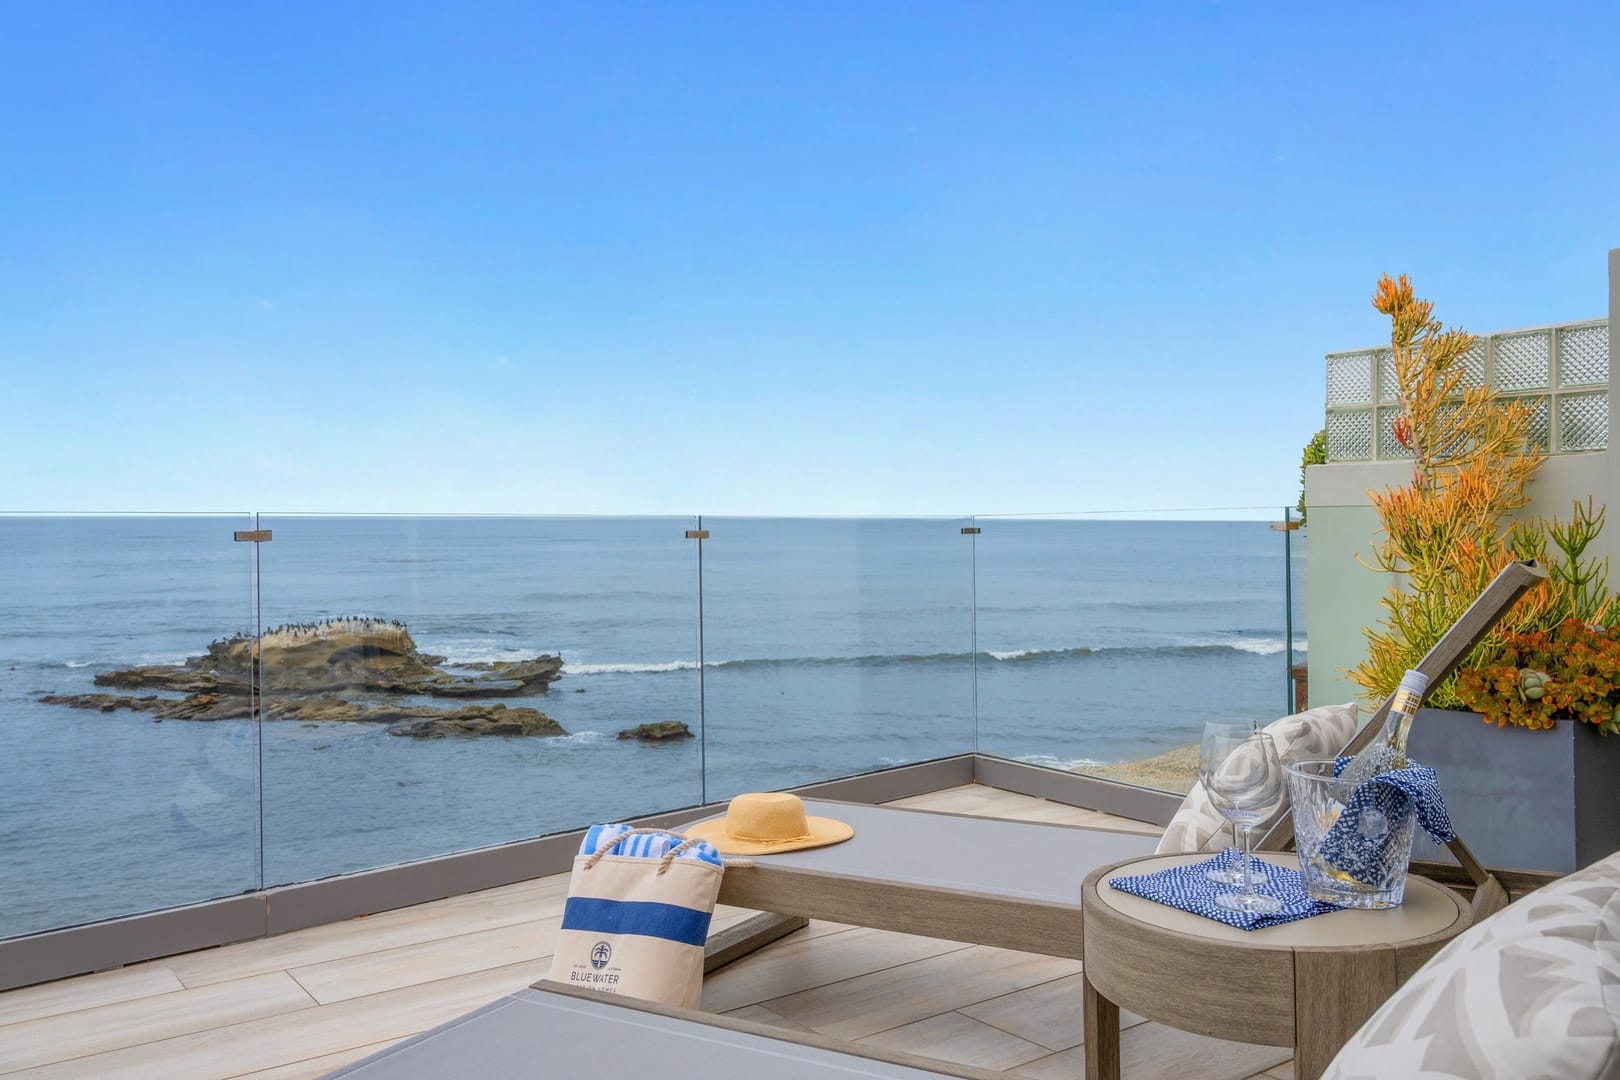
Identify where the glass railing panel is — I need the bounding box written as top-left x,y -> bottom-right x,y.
973,510 -> 1295,795
698,517 -> 976,799
256,515 -> 702,887
0,514 -> 259,939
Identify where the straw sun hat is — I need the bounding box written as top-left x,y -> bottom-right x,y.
683,792 -> 854,855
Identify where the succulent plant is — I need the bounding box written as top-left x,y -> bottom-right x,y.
1520,669 -> 1549,701
1453,621 -> 1620,735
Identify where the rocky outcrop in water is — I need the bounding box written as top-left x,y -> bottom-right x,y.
616,720 -> 693,742
40,618 -> 567,739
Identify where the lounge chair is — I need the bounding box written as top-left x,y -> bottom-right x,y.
712,798 -> 1158,958
327,980 -> 1007,1079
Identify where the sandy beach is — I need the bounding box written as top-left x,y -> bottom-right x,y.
1083,744 -> 1199,794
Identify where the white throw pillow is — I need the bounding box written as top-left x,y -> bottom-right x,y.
1154,702 -> 1358,855
1323,850 -> 1620,1079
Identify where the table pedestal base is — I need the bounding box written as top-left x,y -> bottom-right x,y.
1082,957 -> 1398,1080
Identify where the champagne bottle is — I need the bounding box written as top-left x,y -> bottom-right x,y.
1333,669 -> 1429,801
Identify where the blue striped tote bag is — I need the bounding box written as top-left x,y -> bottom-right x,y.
547,825 -> 726,1008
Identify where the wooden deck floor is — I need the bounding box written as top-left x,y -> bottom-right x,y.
0,786 -> 1294,1079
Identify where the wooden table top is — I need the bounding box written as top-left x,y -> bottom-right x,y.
1089,852 -> 1468,951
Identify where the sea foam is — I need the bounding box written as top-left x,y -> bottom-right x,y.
1018,752 -> 1106,771
564,660 -> 702,675
428,642 -> 543,666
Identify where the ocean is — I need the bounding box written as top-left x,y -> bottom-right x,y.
0,515 -> 1303,939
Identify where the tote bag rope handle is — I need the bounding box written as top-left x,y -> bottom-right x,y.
583,827 -> 711,876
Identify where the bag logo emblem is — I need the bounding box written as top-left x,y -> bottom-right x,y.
590,941 -> 613,969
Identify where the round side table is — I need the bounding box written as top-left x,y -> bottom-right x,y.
1080,852 -> 1470,1080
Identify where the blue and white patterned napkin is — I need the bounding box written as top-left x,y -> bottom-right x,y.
1315,756 -> 1454,885
582,823 -> 724,867
1108,849 -> 1341,930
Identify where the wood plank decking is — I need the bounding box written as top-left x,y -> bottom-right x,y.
0,785 -> 1294,1080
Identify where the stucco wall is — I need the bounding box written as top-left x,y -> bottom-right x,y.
1304,454 -> 1614,707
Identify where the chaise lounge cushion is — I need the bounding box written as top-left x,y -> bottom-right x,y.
1154,702 -> 1358,855
1323,849 -> 1620,1080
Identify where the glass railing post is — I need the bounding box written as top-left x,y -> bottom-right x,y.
968,517 -> 980,755
250,511 -> 265,893
1283,506 -> 1296,715
692,514 -> 707,807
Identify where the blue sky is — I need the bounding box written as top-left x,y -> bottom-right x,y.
2,2 -> 1617,516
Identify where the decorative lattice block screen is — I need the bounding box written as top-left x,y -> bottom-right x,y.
1326,351 -> 1375,407
1326,410 -> 1374,460
1496,332 -> 1551,392
1522,395 -> 1551,452
1460,340 -> 1488,387
1376,406 -> 1413,459
1561,325 -> 1610,385
1560,393 -> 1608,452
1324,319 -> 1607,460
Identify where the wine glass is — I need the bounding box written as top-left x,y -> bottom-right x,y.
1199,727 -> 1286,914
1198,721 -> 1267,887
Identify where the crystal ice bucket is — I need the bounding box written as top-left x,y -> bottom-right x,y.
1287,758 -> 1416,909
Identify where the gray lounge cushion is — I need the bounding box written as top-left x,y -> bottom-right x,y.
1323,850 -> 1620,1079
1154,702 -> 1357,855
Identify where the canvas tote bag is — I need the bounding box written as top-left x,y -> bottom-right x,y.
547,825 -> 726,1009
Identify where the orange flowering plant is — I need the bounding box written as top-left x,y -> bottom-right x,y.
1453,619 -> 1620,734
1351,274 -> 1613,712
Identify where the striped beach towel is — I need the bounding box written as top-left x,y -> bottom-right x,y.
581,823 -> 725,867
546,826 -> 726,1009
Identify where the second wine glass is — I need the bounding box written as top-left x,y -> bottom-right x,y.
1198,721 -> 1267,887
1199,726 -> 1286,914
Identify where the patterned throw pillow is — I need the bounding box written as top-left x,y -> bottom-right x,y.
1323,851 -> 1620,1079
1154,702 -> 1358,855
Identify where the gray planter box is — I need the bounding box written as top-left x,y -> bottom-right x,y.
1406,707 -> 1620,873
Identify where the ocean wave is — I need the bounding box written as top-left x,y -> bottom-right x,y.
1215,637 -> 1288,656
428,641 -> 546,666
986,648 -> 1085,663
565,660 -> 701,675
31,636 -> 1304,677
560,639 -> 1302,676
48,653 -> 191,670
983,639 -> 1300,663
1211,636 -> 1309,656
1018,752 -> 1106,771
546,731 -> 609,746
568,653 -> 968,674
